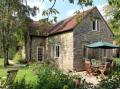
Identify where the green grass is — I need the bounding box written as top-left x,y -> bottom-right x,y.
0,58 -> 38,84
16,67 -> 37,84
0,58 -> 7,77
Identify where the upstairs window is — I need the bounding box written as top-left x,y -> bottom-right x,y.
92,20 -> 99,31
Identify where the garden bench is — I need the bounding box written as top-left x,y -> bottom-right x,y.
0,69 -> 18,89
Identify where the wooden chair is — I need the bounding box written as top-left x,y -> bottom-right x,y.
98,62 -> 111,77
0,69 -> 18,89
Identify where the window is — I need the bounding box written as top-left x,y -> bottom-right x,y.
55,45 -> 60,58
92,20 -> 99,31
50,45 -> 54,58
51,44 -> 60,58
37,47 -> 44,61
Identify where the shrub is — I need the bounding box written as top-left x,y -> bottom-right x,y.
10,77 -> 34,89
98,62 -> 120,89
13,52 -> 26,64
35,64 -> 74,89
10,64 -> 96,89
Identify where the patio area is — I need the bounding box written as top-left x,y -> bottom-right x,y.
72,71 -> 100,85
71,42 -> 119,85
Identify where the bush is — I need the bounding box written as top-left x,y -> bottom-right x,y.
10,77 -> 34,89
98,61 -> 120,89
13,52 -> 26,64
36,64 -> 74,89
11,63 -> 97,89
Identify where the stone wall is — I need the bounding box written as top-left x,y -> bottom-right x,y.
31,36 -> 46,61
47,32 -> 74,71
73,8 -> 113,71
25,8 -> 113,72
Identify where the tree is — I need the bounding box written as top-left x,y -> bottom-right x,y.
103,1 -> 120,45
0,0 -> 36,66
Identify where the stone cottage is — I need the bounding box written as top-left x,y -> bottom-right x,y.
25,7 -> 114,71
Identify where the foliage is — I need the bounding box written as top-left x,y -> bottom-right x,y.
108,0 -> 120,23
68,0 -> 93,6
13,51 -> 26,64
113,58 -> 120,71
35,63 -> 97,89
0,0 -> 36,66
35,64 -> 74,89
2,60 -> 120,89
10,77 -> 34,89
97,58 -> 120,89
0,59 -> 7,77
98,70 -> 120,89
104,1 -> 120,44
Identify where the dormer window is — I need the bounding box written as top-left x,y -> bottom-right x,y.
92,19 -> 99,31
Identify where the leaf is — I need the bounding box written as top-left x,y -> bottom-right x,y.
69,0 -> 74,3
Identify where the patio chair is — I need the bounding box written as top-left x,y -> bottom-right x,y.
98,62 -> 111,77
91,59 -> 97,66
0,69 -> 18,89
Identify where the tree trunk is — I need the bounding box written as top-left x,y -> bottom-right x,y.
3,47 -> 9,67
4,52 -> 9,67
3,30 -> 9,67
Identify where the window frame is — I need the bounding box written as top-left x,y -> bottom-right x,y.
50,44 -> 60,59
92,19 -> 100,31
54,44 -> 60,58
37,46 -> 44,62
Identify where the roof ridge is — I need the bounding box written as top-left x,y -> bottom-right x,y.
50,17 -> 74,34
48,7 -> 96,35
55,7 -> 96,24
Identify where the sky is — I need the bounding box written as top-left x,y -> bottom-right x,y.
27,0 -> 108,22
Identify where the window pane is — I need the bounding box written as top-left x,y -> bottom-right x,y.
92,21 -> 96,30
57,46 -> 59,57
55,45 -> 60,58
38,47 -> 43,61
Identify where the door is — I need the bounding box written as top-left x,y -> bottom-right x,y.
37,47 -> 44,61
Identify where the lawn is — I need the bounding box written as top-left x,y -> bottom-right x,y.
0,57 -> 120,85
0,59 -> 7,77
0,58 -> 38,84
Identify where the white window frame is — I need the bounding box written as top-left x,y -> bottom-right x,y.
92,19 -> 99,31
37,46 -> 44,61
54,44 -> 60,58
